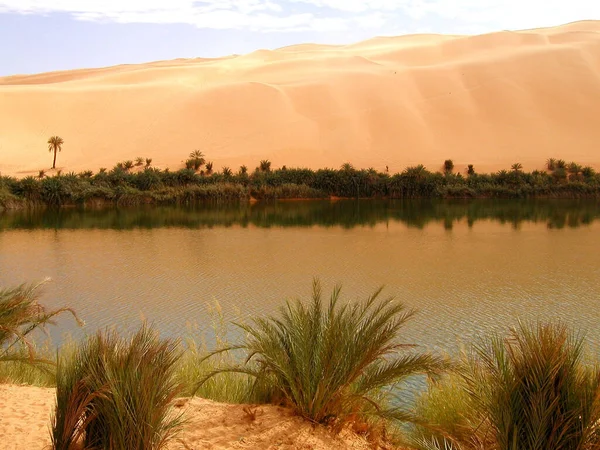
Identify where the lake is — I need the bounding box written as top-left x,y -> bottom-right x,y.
1,199 -> 599,355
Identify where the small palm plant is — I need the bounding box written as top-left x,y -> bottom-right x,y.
546,158 -> 556,171
123,160 -> 134,172
205,162 -> 213,175
197,279 -> 445,428
222,167 -> 232,177
239,165 -> 248,175
145,158 -> 153,168
510,162 -> 523,172
47,136 -> 64,169
135,157 -> 144,166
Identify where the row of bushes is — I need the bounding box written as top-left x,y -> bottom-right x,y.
2,160 -> 600,208
2,280 -> 600,449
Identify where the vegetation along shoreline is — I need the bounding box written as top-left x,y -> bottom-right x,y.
1,152 -> 599,211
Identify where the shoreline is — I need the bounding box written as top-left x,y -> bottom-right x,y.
1,162 -> 599,211
0,384 -> 372,450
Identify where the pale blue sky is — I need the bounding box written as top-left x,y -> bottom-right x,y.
1,0 -> 599,76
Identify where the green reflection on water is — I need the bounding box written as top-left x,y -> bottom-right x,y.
1,199 -> 599,231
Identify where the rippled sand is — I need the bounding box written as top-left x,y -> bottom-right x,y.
1,21 -> 600,176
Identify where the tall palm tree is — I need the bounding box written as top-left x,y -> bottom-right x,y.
47,136 -> 64,169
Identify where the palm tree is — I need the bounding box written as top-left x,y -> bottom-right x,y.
443,159 -> 454,174
259,160 -> 271,172
546,158 -> 556,171
239,165 -> 248,175
568,162 -> 582,175
222,167 -> 232,177
511,163 -> 523,172
340,162 -> 354,172
47,136 -> 64,169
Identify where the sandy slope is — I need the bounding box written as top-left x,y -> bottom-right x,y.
0,384 -> 371,450
1,21 -> 600,176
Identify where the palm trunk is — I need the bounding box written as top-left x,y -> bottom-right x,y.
52,149 -> 57,169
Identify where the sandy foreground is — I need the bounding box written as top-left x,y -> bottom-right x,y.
1,21 -> 600,177
0,384 -> 373,450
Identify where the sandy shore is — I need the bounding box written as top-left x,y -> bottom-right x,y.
1,21 -> 600,177
0,384 -> 372,450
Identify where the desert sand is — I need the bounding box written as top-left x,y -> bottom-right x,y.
1,21 -> 600,177
0,384 -> 372,450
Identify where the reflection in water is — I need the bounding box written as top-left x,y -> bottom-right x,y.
1,199 -> 599,231
0,199 -> 599,357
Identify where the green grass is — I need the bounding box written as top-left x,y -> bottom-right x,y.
175,302 -> 272,403
198,279 -> 446,430
51,324 -> 184,450
0,340 -> 56,386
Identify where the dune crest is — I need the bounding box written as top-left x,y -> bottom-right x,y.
1,21 -> 600,176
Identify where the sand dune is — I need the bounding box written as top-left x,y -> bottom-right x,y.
0,384 -> 371,449
1,21 -> 600,177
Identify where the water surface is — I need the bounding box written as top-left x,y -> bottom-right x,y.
1,199 -> 599,354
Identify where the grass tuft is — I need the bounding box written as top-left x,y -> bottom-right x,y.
51,323 -> 184,450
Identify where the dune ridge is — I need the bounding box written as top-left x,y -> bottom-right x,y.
1,21 -> 600,176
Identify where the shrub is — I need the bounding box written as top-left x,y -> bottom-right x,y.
198,279 -> 445,428
461,321 -> 600,450
51,324 -> 184,450
41,176 -> 71,206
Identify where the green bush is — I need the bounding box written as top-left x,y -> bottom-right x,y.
415,322 -> 600,450
198,279 -> 445,428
